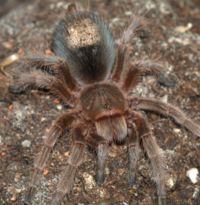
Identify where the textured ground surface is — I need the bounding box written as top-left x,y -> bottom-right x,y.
0,0 -> 200,205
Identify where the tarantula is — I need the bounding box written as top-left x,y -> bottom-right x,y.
10,3 -> 200,205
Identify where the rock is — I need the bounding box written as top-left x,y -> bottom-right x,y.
186,168 -> 199,184
21,139 -> 31,148
56,104 -> 62,110
82,172 -> 96,190
166,176 -> 177,190
158,74 -> 177,88
175,23 -> 192,33
192,187 -> 200,199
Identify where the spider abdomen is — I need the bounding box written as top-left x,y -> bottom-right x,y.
80,83 -> 126,120
52,12 -> 115,84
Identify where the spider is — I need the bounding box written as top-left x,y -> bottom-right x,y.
9,3 -> 200,205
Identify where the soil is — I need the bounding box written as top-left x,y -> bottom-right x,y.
0,0 -> 200,205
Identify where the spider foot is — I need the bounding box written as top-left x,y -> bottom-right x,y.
9,84 -> 26,94
128,172 -> 136,186
157,195 -> 167,205
96,172 -> 105,185
23,186 -> 36,205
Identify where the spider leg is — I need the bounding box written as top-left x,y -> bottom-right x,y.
132,97 -> 200,137
96,143 -> 109,185
50,126 -> 86,205
24,56 -> 79,91
127,123 -> 141,185
133,112 -> 167,205
24,112 -> 75,205
84,130 -> 108,184
122,60 -> 163,92
9,70 -> 75,105
111,16 -> 146,81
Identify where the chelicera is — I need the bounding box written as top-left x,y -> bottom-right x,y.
10,3 -> 200,205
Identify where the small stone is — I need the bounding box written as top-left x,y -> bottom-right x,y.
168,37 -> 190,46
105,167 -> 110,175
125,11 -> 132,16
57,2 -> 64,8
21,140 -> 31,148
186,168 -> 199,184
49,3 -> 55,10
43,168 -> 49,176
192,187 -> 199,199
64,151 -> 69,157
10,194 -> 17,202
118,168 -> 125,175
159,2 -> 171,15
56,104 -> 62,110
173,128 -> 181,134
14,173 -> 21,182
175,23 -> 192,33
83,172 -> 96,190
41,117 -> 46,122
111,17 -> 120,24
158,73 -> 177,88
99,188 -> 108,198
166,176 -> 176,189
161,95 -> 168,103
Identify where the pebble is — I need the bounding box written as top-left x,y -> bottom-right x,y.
159,2 -> 171,15
166,176 -> 176,189
186,168 -> 199,184
98,188 -> 108,198
173,128 -> 181,134
168,36 -> 190,46
21,140 -> 31,148
160,95 -> 168,103
40,117 -> 46,122
82,172 -> 96,190
124,11 -> 132,16
11,102 -> 30,131
175,23 -> 192,33
158,74 -> 177,87
192,187 -> 199,199
56,104 -> 62,110
105,167 -> 110,175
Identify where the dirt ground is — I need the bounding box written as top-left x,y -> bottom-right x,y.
0,0 -> 200,205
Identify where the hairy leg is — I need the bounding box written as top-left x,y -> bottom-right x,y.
122,60 -> 163,92
96,143 -> 109,185
24,56 -> 78,91
9,70 -> 75,105
131,97 -> 200,137
111,16 -> 146,81
134,112 -> 167,205
24,112 -> 75,205
51,126 -> 86,205
127,123 -> 141,185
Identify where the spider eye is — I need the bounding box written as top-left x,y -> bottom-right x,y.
104,103 -> 110,110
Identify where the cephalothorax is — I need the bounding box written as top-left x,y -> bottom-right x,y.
10,3 -> 200,205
